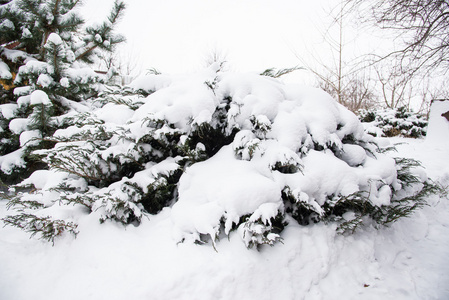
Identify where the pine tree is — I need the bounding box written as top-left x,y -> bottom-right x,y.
0,0 -> 126,183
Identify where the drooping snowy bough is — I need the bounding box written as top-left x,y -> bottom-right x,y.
3,66 -> 437,248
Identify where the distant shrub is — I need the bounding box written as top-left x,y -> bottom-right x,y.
358,107 -> 427,138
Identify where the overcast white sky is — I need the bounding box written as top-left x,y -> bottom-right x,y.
78,1 -> 437,111
79,0 -> 351,80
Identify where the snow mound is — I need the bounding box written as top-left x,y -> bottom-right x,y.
30,90 -> 51,105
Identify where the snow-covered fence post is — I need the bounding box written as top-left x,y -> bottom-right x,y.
426,100 -> 449,146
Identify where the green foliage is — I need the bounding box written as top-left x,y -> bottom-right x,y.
249,115 -> 271,139
281,156 -> 446,235
240,211 -> 286,249
334,179 -> 445,234
0,0 -> 127,182
336,215 -> 364,235
282,187 -> 319,225
2,67 -> 445,248
2,213 -> 78,245
95,193 -> 142,224
95,86 -> 147,110
358,107 -> 428,138
140,169 -> 183,214
260,66 -> 302,78
147,67 -> 161,75
2,80 -> 242,234
394,157 -> 422,186
6,196 -> 44,211
0,112 -> 20,155
79,0 -> 126,63
189,122 -> 236,158
37,126 -> 140,188
28,102 -> 55,136
189,95 -> 238,158
1,179 -> 78,245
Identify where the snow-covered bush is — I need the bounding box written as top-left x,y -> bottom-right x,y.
3,66 -> 440,248
358,107 -> 427,138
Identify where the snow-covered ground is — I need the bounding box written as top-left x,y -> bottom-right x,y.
0,135 -> 448,300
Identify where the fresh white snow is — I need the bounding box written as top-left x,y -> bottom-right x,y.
0,70 -> 448,299
0,134 -> 448,300
30,90 -> 51,106
426,100 -> 449,146
0,103 -> 18,119
0,60 -> 12,80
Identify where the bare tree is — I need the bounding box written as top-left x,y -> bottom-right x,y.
343,74 -> 378,111
296,0 -> 378,112
318,71 -> 377,111
342,0 -> 449,113
347,0 -> 449,76
117,50 -> 143,85
310,0 -> 347,105
97,48 -> 143,86
203,47 -> 228,72
374,63 -> 414,109
418,78 -> 449,116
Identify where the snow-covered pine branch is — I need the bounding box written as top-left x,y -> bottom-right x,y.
0,0 -> 126,183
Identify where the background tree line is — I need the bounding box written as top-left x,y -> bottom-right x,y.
299,0 -> 449,114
